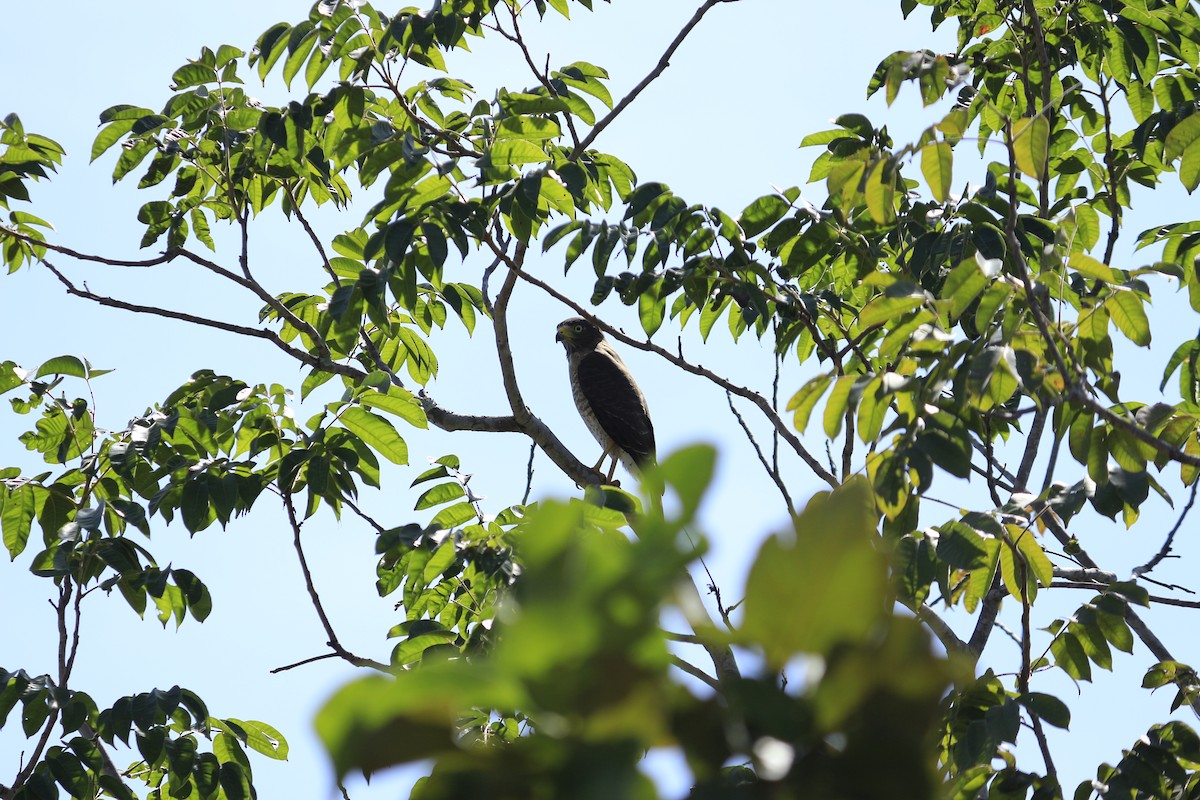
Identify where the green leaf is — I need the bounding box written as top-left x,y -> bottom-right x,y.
490,139 -> 550,166
495,117 -> 561,141
1013,527 -> 1054,588
1069,253 -> 1124,284
856,375 -> 888,442
1180,142 -> 1200,193
223,719 -> 288,761
1020,692 -> 1070,729
1050,630 -> 1093,681
339,407 -> 409,465
859,283 -> 926,328
921,141 -> 953,203
943,257 -> 991,320
34,355 -> 87,379
738,194 -> 790,238
1107,289 -> 1151,346
787,373 -> 833,434
638,281 -> 664,337
741,477 -> 886,667
1012,115 -> 1049,180
864,158 -> 896,224
936,521 -> 991,570
430,501 -> 476,528
2,485 -> 35,560
1165,113 -> 1200,163
414,482 -> 465,511
1161,339 -> 1199,392
359,388 -> 428,429
654,444 -> 717,523
823,374 -> 858,439
0,362 -> 25,395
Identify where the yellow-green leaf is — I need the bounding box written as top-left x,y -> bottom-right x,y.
787,373 -> 833,434
921,141 -> 953,203
339,407 -> 409,465
1012,116 -> 1050,180
1069,253 -> 1124,284
1181,141 -> 1200,193
1106,289 -> 1151,347
823,375 -> 858,439
1012,527 -> 1054,588
1165,113 -> 1200,162
490,139 -> 550,166
864,159 -> 896,224
860,285 -> 927,328
360,388 -> 428,429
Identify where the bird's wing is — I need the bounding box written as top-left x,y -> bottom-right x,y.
576,346 -> 656,466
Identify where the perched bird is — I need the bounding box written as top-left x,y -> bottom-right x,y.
555,317 -> 656,482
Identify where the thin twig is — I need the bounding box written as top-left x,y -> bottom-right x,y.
569,0 -> 741,159
282,492 -> 389,672
42,259 -> 342,376
522,441 -> 536,505
1018,547 -> 1058,782
725,391 -> 796,517
495,4 -> 582,150
342,495 -> 387,534
270,653 -> 342,674
1133,479 -> 1199,578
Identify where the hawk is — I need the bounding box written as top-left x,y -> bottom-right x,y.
555,317 -> 656,482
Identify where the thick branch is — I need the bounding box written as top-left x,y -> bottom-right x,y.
916,604 -> 969,654
486,239 -> 601,487
1014,406 -> 1046,491
967,578 -> 1006,657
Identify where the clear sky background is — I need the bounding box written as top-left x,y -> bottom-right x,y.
3,1 -> 1199,798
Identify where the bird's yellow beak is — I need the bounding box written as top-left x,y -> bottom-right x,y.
555,323 -> 568,344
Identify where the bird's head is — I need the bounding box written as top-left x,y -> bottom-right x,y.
555,317 -> 604,353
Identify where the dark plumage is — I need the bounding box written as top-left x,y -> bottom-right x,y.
555,317 -> 656,481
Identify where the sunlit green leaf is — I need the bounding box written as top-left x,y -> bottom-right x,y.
921,141 -> 953,203
339,407 -> 409,465
1012,115 -> 1049,180
1107,289 -> 1151,347
741,477 -> 886,667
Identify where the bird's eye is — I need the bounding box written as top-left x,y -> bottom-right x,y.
574,324 -> 583,332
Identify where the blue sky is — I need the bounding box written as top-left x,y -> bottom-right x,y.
3,1 -> 1199,797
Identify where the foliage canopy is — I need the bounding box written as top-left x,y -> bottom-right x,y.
5,0 -> 1200,798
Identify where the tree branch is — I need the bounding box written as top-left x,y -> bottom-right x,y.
1015,406 -> 1046,490
1034,502 -> 1200,715
967,578 -> 1006,657
282,492 -> 389,672
41,259 -> 342,376
485,237 -> 602,487
915,603 -> 968,654
670,655 -> 720,691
